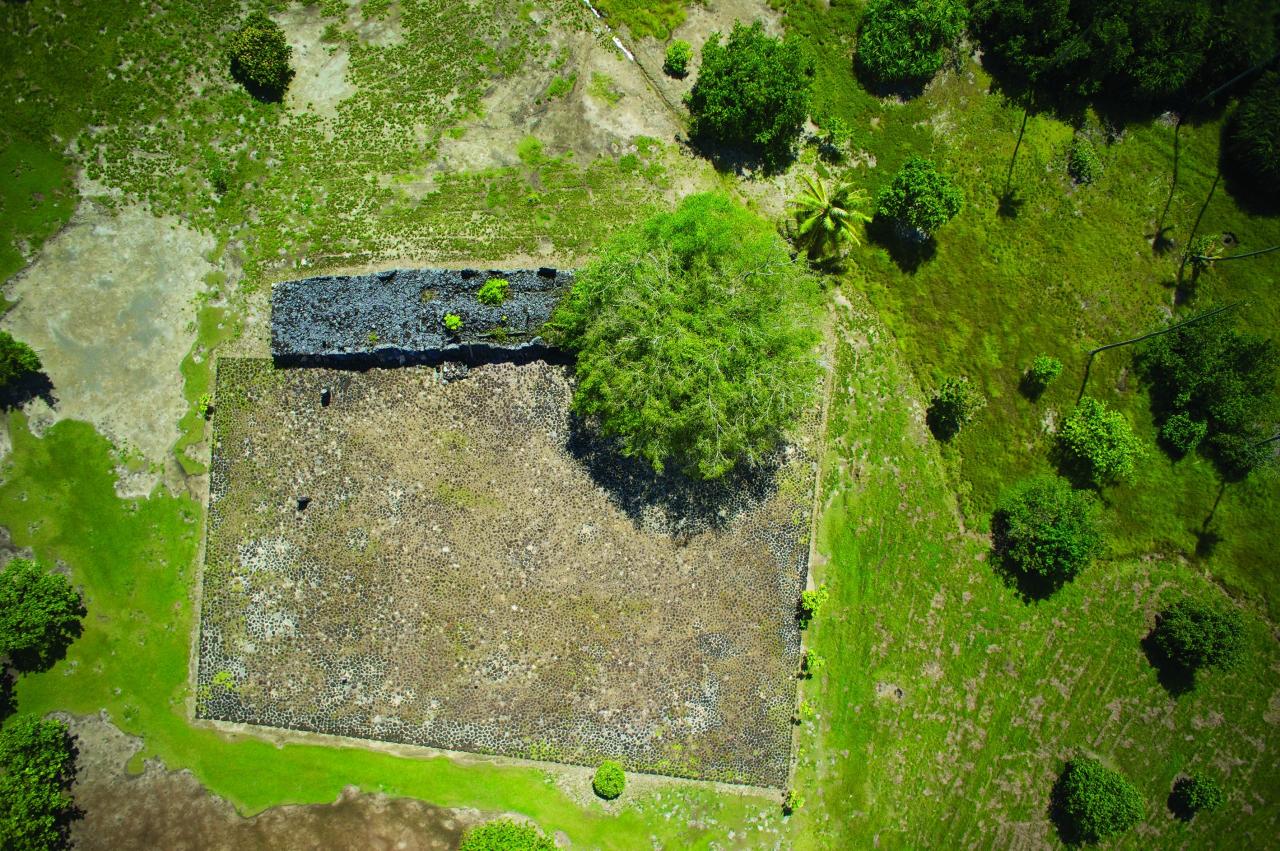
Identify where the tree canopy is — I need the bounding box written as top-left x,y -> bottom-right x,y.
1152,597 -> 1244,673
229,11 -> 293,101
550,192 -> 823,480
1058,396 -> 1144,487
875,156 -> 964,238
458,819 -> 556,851
0,715 -> 75,851
1052,757 -> 1145,844
992,475 -> 1102,591
686,21 -> 813,168
0,558 -> 83,672
856,0 -> 968,86
0,332 -> 41,394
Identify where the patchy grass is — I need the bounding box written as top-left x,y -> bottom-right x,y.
790,298 -> 1280,848
0,136 -> 76,286
593,0 -> 688,41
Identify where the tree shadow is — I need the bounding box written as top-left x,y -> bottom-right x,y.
564,415 -> 781,535
1047,765 -> 1087,846
683,132 -> 797,178
1018,371 -> 1047,401
852,62 -> 929,101
989,514 -> 1069,602
230,67 -> 292,105
1141,629 -> 1196,697
867,215 -> 937,273
0,669 -> 15,723
9,602 -> 85,675
997,188 -> 1026,219
0,369 -> 56,410
1219,113 -> 1280,217
1167,778 -> 1200,822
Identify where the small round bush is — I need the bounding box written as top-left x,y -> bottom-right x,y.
443,312 -> 463,334
592,760 -> 626,799
664,39 -> 693,78
1152,597 -> 1244,673
1226,71 -> 1280,200
927,376 -> 986,440
1067,138 -> 1101,185
992,475 -> 1101,588
0,331 -> 41,393
1170,772 -> 1225,820
856,0 -> 967,85
459,819 -> 556,851
875,156 -> 963,238
798,583 -> 829,626
1160,413 -> 1208,457
1025,355 -> 1063,396
229,11 -> 293,100
1058,396 -> 1144,487
1052,757 -> 1144,844
477,277 -> 509,306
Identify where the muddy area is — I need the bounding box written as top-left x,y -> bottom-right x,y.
63,713 -> 479,850
198,359 -> 819,787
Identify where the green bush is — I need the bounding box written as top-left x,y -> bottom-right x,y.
1159,412 -> 1208,457
686,21 -> 813,168
1170,772 -> 1226,820
664,39 -> 693,78
801,648 -> 825,677
1025,355 -> 1063,394
1052,757 -> 1145,844
592,760 -> 626,799
0,332 -> 41,394
0,715 -> 75,851
1058,396 -> 1144,487
458,819 -> 556,851
0,558 -> 83,672
477,277 -> 509,305
855,0 -> 967,85
1206,432 -> 1271,480
228,11 -> 293,100
992,476 -> 1101,589
1227,70 -> 1280,199
799,583 -> 829,625
926,376 -> 986,440
1152,597 -> 1244,673
1067,137 -> 1101,184
549,192 -> 822,479
443,313 -> 463,334
875,156 -> 963,238
546,74 -> 576,99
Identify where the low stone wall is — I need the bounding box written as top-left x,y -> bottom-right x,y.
271,267 -> 573,366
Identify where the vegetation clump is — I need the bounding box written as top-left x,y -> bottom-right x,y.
1159,412 -> 1208,457
592,760 -> 626,799
855,0 -> 967,86
1151,597 -> 1244,674
1058,396 -> 1143,487
228,11 -> 293,101
550,192 -> 822,479
992,476 -> 1101,591
1051,757 -> 1145,844
1226,71 -> 1280,200
875,156 -> 963,239
0,558 -> 83,672
686,21 -> 813,168
1067,137 -> 1101,185
443,313 -> 463,334
1169,772 -> 1226,820
477,277 -> 509,305
926,376 -> 986,440
0,715 -> 76,851
664,40 -> 693,78
1024,355 -> 1062,397
0,332 -> 41,396
458,818 -> 556,851
798,583 -> 829,626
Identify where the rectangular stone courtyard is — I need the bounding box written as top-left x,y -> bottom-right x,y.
196,358 -> 818,787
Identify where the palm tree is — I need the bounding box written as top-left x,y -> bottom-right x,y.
789,174 -> 871,262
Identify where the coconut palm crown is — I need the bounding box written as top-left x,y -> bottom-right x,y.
789,174 -> 871,261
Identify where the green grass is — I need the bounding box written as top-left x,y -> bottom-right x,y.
592,0 -> 688,41
173,304 -> 241,475
790,298 -> 1280,847
0,413 -> 779,846
0,135 -> 76,286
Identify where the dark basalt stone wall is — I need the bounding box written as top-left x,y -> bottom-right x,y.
271,267 -> 573,367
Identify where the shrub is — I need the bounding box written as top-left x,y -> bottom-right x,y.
782,788 -> 805,814
1058,396 -> 1144,487
1227,70 -> 1280,199
443,313 -> 463,334
855,0 -> 967,85
0,715 -> 75,851
801,648 -> 825,677
1170,772 -> 1226,820
1160,412 -> 1208,457
1025,355 -> 1063,395
1052,757 -> 1145,844
1152,597 -> 1244,672
875,157 -> 963,238
549,192 -> 822,479
0,558 -> 83,672
0,332 -> 41,394
592,760 -> 626,799
927,376 -> 986,440
477,277 -> 509,306
1067,137 -> 1101,184
798,583 -> 829,625
1186,234 -> 1221,280
228,11 -> 293,100
664,39 -> 693,77
686,21 -> 813,168
458,819 -> 556,851
992,476 -> 1102,588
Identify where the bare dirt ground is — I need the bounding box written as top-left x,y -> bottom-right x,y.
198,359 -> 818,787
62,712 -> 479,850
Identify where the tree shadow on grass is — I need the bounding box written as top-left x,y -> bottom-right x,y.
565,415 -> 781,535
866,215 -> 937,273
0,669 -> 15,723
1140,630 -> 1197,697
988,514 -> 1070,603
0,370 -> 56,410
1048,769 -> 1087,847
683,132 -> 797,178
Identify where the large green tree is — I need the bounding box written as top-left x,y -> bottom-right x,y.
856,0 -> 968,86
0,558 -> 83,672
1058,396 -> 1144,487
550,192 -> 822,480
1051,757 -> 1145,843
228,11 -> 293,101
991,475 -> 1102,591
0,332 -> 41,395
0,715 -> 76,851
875,156 -> 964,238
686,21 -> 813,169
